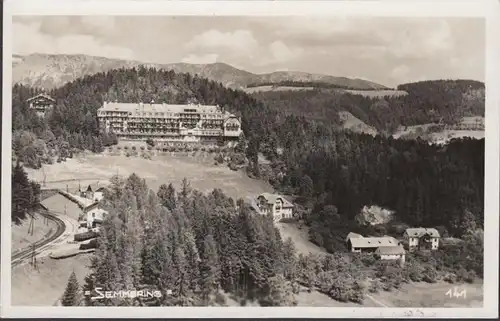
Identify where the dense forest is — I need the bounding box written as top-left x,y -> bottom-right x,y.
12,67 -> 484,250
251,79 -> 485,134
11,162 -> 41,224
60,175 -> 482,306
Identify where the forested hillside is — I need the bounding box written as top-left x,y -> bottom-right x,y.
251,79 -> 485,134
12,67 -> 484,244
64,174 -> 481,307
12,67 -> 276,168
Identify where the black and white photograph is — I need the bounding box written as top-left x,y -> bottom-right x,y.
2,0 -> 499,318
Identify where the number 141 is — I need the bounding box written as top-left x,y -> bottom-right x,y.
445,287 -> 467,299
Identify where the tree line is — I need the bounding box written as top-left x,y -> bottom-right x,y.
251,79 -> 484,134
246,80 -> 389,90
60,175 -> 483,306
12,162 -> 41,224
12,67 -> 484,250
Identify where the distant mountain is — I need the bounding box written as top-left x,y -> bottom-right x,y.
11,53 -> 388,90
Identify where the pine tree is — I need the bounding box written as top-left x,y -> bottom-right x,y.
200,234 -> 221,303
12,161 -> 36,224
61,271 -> 81,306
157,183 -> 177,210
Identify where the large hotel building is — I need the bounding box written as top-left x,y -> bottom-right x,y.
97,101 -> 242,148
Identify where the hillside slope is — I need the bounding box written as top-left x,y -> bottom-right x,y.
251,79 -> 485,135
12,53 -> 387,90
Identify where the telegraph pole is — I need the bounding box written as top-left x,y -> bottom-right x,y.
31,243 -> 37,268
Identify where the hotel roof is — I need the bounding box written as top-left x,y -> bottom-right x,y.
99,102 -> 222,114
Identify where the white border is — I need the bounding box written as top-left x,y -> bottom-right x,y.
2,0 -> 499,318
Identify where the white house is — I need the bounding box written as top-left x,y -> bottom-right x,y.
81,203 -> 108,229
375,246 -> 406,263
256,193 -> 294,222
403,228 -> 440,251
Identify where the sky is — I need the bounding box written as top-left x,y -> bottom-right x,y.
12,16 -> 485,87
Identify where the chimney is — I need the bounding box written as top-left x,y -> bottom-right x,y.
151,100 -> 155,105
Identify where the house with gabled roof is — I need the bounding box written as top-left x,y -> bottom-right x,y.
403,227 -> 441,251
256,193 -> 294,222
26,93 -> 55,117
346,232 -> 406,263
79,183 -> 107,202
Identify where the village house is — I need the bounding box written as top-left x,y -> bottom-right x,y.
80,202 -> 108,229
79,184 -> 106,202
346,235 -> 402,253
256,193 -> 294,222
26,93 -> 55,117
346,233 -> 406,263
403,227 -> 441,251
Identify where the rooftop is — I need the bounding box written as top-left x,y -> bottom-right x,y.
375,246 -> 406,255
258,193 -> 294,208
99,102 -> 225,115
345,232 -> 363,243
26,93 -> 55,102
405,228 -> 440,238
349,236 -> 401,248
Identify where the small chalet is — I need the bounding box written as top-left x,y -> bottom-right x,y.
403,228 -> 440,251
79,184 -> 106,202
256,193 -> 294,222
26,93 -> 55,117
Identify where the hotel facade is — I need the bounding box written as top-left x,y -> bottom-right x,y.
97,101 -> 242,148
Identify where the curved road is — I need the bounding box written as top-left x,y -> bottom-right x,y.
11,210 -> 67,267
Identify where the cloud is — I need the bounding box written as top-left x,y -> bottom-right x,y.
186,29 -> 259,56
79,16 -> 117,36
13,21 -> 135,60
181,53 -> 219,64
391,65 -> 411,82
11,16 -> 485,87
269,41 -> 304,62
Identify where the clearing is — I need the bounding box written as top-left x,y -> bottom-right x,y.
25,153 -> 273,201
275,222 -> 326,256
243,85 -> 315,94
368,281 -> 483,308
342,89 -> 408,98
338,111 -> 378,136
11,253 -> 92,306
11,214 -> 57,254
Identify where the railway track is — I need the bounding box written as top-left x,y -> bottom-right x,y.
11,210 -> 66,267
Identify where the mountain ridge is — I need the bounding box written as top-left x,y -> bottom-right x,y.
12,53 -> 389,90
